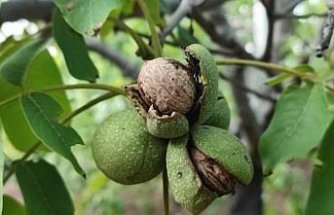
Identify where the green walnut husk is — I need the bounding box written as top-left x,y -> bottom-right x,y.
204,97 -> 230,130
185,44 -> 219,125
193,126 -> 253,185
167,125 -> 253,214
166,135 -> 217,214
92,108 -> 167,185
146,106 -> 189,139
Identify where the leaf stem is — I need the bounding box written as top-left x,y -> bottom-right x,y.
163,168 -> 169,215
3,142 -> 42,183
114,19 -> 155,59
136,0 -> 162,57
62,91 -> 115,124
216,58 -> 303,77
0,83 -> 125,108
2,92 -> 117,183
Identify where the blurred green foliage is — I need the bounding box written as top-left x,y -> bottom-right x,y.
1,0 -> 333,214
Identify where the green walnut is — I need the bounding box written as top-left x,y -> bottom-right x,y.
92,108 -> 167,185
167,126 -> 253,214
126,44 -> 219,139
204,96 -> 231,130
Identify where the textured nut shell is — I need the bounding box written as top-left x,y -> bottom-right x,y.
185,44 -> 218,124
138,57 -> 196,114
167,135 -> 216,214
204,98 -> 230,130
193,126 -> 254,185
146,106 -> 189,139
92,108 -> 167,185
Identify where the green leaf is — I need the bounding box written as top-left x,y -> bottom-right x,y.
21,93 -> 84,177
53,9 -> 98,82
16,159 -> 74,215
260,83 -> 334,173
53,0 -> 121,35
0,36 -> 32,64
0,50 -> 71,152
305,122 -> 334,215
0,82 -> 39,152
2,195 -> 26,215
265,73 -> 291,86
0,39 -> 45,86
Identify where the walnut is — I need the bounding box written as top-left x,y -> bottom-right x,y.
137,57 -> 196,114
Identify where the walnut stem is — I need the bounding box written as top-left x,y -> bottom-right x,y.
163,168 -> 170,215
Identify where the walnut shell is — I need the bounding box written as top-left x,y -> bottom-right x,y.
137,57 -> 196,114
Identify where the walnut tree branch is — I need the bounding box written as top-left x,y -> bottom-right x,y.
0,0 -> 54,24
85,38 -> 139,79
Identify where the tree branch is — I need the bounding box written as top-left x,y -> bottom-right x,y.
316,10 -> 334,57
192,7 -> 254,59
0,0 -> 54,24
261,0 -> 276,61
228,67 -> 263,215
219,73 -> 276,102
85,38 -> 139,79
274,12 -> 328,19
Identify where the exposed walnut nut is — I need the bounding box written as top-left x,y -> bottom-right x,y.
190,147 -> 236,196
137,57 -> 196,114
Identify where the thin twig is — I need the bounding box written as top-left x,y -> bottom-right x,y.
85,38 -> 139,79
261,0 -> 275,61
136,0 -> 162,57
62,92 -> 116,124
274,13 -> 328,19
160,0 -> 192,41
219,73 -> 276,102
137,32 -> 234,56
216,58 -> 303,77
114,19 -> 155,59
3,142 -> 42,183
0,83 -> 125,108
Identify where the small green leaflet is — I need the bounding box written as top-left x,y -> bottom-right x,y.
16,159 -> 74,215
260,83 -> 334,174
177,26 -> 198,47
53,9 -> 98,82
53,0 -> 121,35
266,64 -> 315,86
0,39 -> 45,86
21,93 -> 85,177
305,122 -> 334,215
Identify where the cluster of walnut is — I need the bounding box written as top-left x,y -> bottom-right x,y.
92,44 -> 253,214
